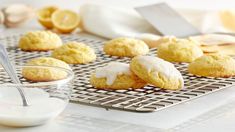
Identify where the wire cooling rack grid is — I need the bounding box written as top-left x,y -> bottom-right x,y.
1,34 -> 235,112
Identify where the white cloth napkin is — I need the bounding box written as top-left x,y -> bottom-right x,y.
80,4 -> 234,42
80,4 -> 159,39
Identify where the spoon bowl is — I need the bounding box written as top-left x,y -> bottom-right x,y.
0,65 -> 74,127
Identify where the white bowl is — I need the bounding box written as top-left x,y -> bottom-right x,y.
0,65 -> 74,127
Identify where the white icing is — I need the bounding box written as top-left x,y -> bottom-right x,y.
0,87 -> 67,127
95,62 -> 131,85
136,56 -> 184,87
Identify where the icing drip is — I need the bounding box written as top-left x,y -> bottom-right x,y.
137,56 -> 184,87
95,62 -> 131,85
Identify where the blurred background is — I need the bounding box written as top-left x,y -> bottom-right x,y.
1,0 -> 235,36
2,0 -> 235,10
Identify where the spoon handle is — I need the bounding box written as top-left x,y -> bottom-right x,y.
0,44 -> 29,106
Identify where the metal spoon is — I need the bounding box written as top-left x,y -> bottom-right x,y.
0,44 -> 29,106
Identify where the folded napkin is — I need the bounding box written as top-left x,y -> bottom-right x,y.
80,4 -> 235,37
80,4 -> 235,55
80,4 -> 159,38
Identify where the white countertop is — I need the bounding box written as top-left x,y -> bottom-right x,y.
1,85 -> 235,132
1,0 -> 235,131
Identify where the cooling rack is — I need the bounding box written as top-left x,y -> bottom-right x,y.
1,33 -> 235,112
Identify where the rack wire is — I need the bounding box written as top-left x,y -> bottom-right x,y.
1,34 -> 235,112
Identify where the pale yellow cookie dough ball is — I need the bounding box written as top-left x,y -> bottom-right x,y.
157,37 -> 203,63
52,41 -> 96,64
130,56 -> 184,90
19,31 -> 62,51
90,62 -> 146,90
188,54 -> 235,77
104,38 -> 149,57
22,57 -> 71,82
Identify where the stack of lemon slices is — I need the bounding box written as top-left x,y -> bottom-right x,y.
37,6 -> 80,33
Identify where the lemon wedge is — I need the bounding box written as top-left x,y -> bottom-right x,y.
51,10 -> 80,33
37,6 -> 58,29
220,10 -> 235,32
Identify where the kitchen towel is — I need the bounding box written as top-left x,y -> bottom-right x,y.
79,3 -> 235,55
80,4 -> 235,38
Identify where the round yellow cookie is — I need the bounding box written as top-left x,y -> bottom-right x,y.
135,33 -> 161,48
90,62 -> 146,90
52,42 -> 96,64
103,38 -> 149,57
19,31 -> 62,51
130,56 -> 184,90
188,54 -> 235,77
22,57 -> 71,82
151,36 -> 176,48
157,37 -> 203,63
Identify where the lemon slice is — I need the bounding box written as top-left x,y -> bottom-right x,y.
37,6 -> 58,29
220,10 -> 235,32
51,10 -> 80,33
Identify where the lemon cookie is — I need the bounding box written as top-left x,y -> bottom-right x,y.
130,56 -> 184,90
52,41 -> 96,64
190,34 -> 235,56
152,36 -> 176,48
19,31 -> 62,51
135,33 -> 161,48
188,54 -> 235,77
157,38 -> 203,63
90,62 -> 146,90
190,34 -> 235,46
22,57 -> 71,82
104,38 -> 149,57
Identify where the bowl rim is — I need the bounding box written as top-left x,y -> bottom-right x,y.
0,65 -> 74,87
